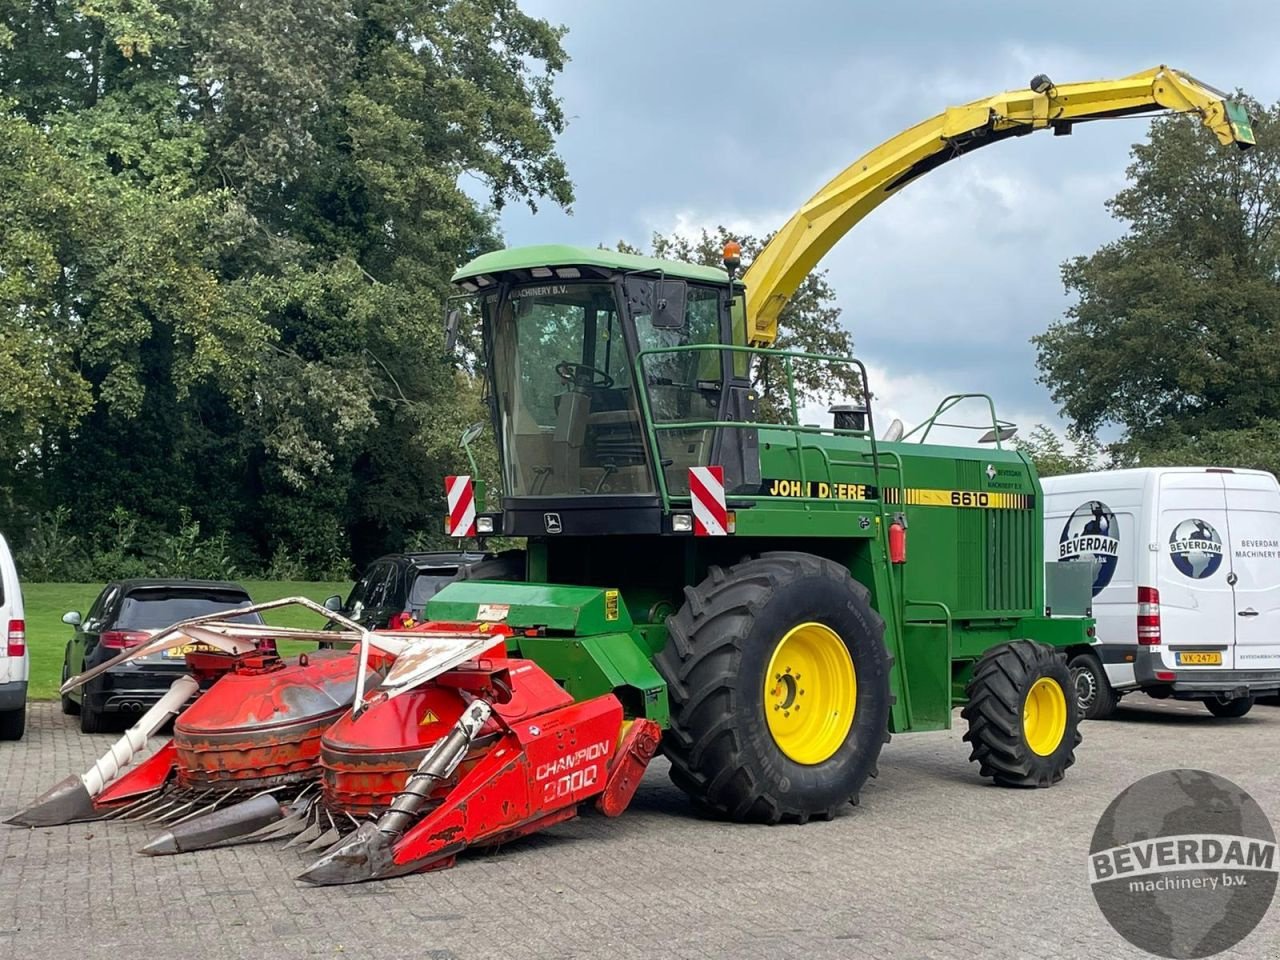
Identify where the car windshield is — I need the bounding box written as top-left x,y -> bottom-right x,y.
115,593 -> 263,629
489,282 -> 654,497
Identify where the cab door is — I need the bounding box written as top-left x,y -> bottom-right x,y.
1156,473 -> 1234,670
1222,473 -> 1280,671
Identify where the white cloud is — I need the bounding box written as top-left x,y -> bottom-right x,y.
638,208 -> 788,247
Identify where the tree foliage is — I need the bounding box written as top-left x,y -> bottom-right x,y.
0,0 -> 572,578
1034,99 -> 1280,474
617,227 -> 859,421
1012,426 -> 1104,478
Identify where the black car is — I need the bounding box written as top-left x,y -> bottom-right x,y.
328,552 -> 509,629
61,579 -> 263,733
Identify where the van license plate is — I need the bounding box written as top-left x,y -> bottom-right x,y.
1176,651 -> 1222,666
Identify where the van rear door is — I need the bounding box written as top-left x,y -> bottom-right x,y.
1156,473 -> 1234,670
1221,473 -> 1280,671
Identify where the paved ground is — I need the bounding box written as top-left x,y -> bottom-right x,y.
2,698 -> 1277,960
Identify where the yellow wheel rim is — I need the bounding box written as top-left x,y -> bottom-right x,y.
763,622 -> 856,765
1023,677 -> 1067,756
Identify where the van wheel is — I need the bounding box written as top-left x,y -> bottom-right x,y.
1204,695 -> 1253,719
0,707 -> 25,741
1068,653 -> 1116,720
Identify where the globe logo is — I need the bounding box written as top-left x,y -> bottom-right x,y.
1169,519 -> 1224,580
1089,770 -> 1277,958
1059,500 -> 1120,596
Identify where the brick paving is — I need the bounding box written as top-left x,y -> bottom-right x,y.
2,698 -> 1277,960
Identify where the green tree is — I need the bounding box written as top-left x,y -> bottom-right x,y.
1034,99 -> 1280,472
617,227 -> 859,421
0,0 -> 573,577
1013,426 -> 1104,478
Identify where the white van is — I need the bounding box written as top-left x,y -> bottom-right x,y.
0,532 -> 28,739
1041,467 -> 1280,719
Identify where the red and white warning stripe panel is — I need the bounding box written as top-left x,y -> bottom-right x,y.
689,466 -> 728,536
445,475 -> 476,537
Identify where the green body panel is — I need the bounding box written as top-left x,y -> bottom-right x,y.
426,580 -> 632,635
426,580 -> 667,725
515,634 -> 669,727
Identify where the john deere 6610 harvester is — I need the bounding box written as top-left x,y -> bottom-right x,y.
11,67 -> 1253,884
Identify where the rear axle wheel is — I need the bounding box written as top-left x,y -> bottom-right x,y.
961,640 -> 1081,788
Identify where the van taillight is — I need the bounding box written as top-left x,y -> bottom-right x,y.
6,619 -> 25,657
101,630 -> 149,649
1137,586 -> 1161,645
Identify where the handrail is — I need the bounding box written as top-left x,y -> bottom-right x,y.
632,343 -> 883,512
900,393 -> 1014,449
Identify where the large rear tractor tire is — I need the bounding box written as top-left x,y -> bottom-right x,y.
655,552 -> 893,824
962,640 -> 1081,788
1068,651 -> 1117,721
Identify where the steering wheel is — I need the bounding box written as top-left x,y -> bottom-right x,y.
555,361 -> 614,389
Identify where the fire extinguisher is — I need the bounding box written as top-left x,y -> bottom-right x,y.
888,512 -> 907,564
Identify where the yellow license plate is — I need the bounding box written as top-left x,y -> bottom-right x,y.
1176,651 -> 1223,666
163,643 -> 216,658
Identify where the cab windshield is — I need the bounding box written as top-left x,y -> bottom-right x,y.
490,282 -> 652,497
487,279 -> 728,499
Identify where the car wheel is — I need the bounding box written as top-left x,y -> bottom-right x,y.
80,688 -> 106,734
0,706 -> 25,741
60,648 -> 81,716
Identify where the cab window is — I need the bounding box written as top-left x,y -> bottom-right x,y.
634,284 -> 725,494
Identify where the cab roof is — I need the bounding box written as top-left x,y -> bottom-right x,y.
451,244 -> 731,287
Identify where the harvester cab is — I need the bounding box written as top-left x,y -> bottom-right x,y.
453,245 -> 763,529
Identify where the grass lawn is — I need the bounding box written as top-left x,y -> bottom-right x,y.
21,581 -> 352,700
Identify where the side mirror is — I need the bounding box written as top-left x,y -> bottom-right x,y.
652,279 -> 687,329
444,308 -> 461,354
323,595 -> 342,613
62,611 -> 82,626
460,421 -> 485,447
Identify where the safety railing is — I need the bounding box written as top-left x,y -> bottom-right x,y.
632,343 -> 894,512
900,393 -> 1015,449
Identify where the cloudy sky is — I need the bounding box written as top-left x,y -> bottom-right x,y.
496,0 -> 1280,442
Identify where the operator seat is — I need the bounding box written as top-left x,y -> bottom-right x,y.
551,387 -> 590,489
